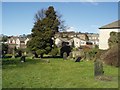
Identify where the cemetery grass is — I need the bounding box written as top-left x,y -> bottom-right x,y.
2,58 -> 118,88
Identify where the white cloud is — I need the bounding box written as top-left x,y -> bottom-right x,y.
66,27 -> 75,32
85,0 -> 99,5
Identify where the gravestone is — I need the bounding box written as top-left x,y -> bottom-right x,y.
63,52 -> 67,60
94,59 -> 104,77
75,57 -> 81,62
12,49 -> 15,58
20,56 -> 26,62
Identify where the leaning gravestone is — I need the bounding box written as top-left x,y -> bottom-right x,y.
94,59 -> 104,77
75,56 -> 81,62
63,52 -> 67,60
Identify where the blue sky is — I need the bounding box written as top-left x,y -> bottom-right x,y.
2,2 -> 118,36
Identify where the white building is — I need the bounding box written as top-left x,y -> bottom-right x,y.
73,37 -> 86,48
99,20 -> 120,50
54,37 -> 73,47
7,37 -> 30,49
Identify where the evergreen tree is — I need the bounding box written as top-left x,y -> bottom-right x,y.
27,6 -> 62,57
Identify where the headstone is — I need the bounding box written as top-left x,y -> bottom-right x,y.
69,52 -> 73,58
63,52 -> 67,60
94,59 -> 104,77
20,56 -> 26,62
46,60 -> 50,63
12,49 -> 15,58
75,56 -> 81,62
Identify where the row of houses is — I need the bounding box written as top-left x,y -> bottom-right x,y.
7,36 -> 29,50
5,20 -> 120,51
6,32 -> 99,50
55,32 -> 99,48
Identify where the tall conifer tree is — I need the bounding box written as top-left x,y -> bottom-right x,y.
27,6 -> 61,57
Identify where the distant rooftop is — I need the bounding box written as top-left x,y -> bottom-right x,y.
99,20 -> 120,29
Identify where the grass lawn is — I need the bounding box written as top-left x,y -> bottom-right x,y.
2,58 -> 118,88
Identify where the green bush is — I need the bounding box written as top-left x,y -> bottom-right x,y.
50,48 -> 59,57
108,32 -> 119,48
82,46 -> 99,61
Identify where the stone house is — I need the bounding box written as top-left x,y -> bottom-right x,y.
7,36 -> 30,49
99,20 -> 120,50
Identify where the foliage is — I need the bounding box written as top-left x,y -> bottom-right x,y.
82,46 -> 99,60
101,32 -> 120,67
108,32 -> 119,48
15,48 -> 23,57
1,36 -> 8,42
0,43 -> 8,57
101,44 -> 119,67
49,47 -> 59,57
60,45 -> 72,57
27,6 -> 63,57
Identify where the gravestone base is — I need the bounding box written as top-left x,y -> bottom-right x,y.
95,75 -> 112,81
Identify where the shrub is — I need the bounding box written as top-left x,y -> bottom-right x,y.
50,48 -> 59,57
108,32 -> 119,48
101,45 -> 119,67
60,46 -> 72,57
4,54 -> 12,58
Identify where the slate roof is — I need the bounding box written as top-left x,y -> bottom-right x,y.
99,20 -> 120,29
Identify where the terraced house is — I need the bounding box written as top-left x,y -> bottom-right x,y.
7,36 -> 29,53
55,32 -> 99,48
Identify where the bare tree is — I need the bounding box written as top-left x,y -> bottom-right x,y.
34,9 -> 46,22
56,11 -> 67,32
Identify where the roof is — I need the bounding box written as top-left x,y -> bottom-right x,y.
8,37 -> 28,42
9,36 -> 18,40
59,37 -> 73,42
19,37 -> 26,41
99,20 -> 120,29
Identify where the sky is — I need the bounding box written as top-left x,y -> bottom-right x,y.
2,2 -> 118,36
